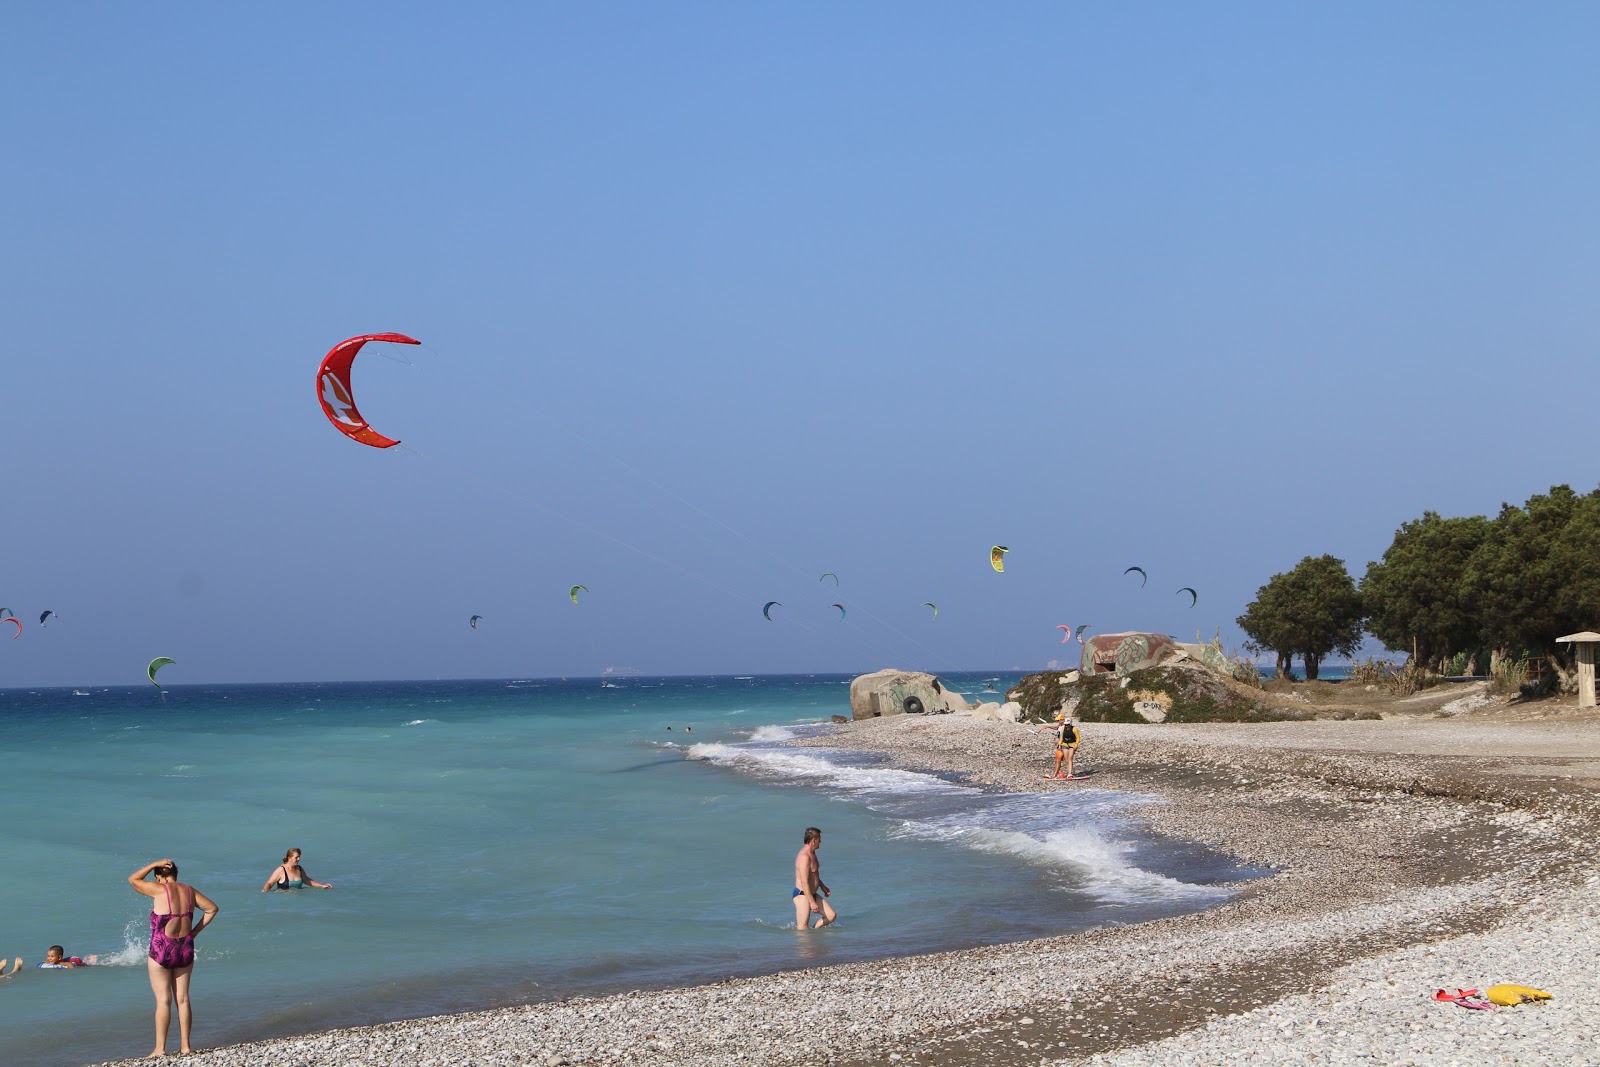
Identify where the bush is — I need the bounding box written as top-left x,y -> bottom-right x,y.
1229,655 -> 1263,689
1347,657 -> 1391,686
1383,661 -> 1441,696
1490,655 -> 1527,697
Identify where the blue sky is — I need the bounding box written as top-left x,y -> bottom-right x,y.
2,4 -> 1596,686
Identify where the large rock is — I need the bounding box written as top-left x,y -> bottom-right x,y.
849,669 -> 963,720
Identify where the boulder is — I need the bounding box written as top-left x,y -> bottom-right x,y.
1132,701 -> 1168,723
849,669 -> 961,720
997,701 -> 1023,723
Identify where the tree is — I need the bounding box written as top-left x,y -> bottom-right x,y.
1361,511 -> 1491,671
1462,485 -> 1600,670
1238,555 -> 1366,680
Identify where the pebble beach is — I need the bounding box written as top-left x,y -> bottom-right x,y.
93,710 -> 1600,1067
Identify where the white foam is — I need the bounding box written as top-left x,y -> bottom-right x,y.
897,818 -> 1229,905
687,743 -> 960,796
403,719 -> 435,726
99,918 -> 150,966
747,724 -> 798,743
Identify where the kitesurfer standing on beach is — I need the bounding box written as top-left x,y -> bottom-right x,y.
1052,714 -> 1081,779
793,827 -> 835,930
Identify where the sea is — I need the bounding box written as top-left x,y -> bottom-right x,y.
1,675 -> 1263,1067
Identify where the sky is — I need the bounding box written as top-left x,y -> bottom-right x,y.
2,3 -> 1597,686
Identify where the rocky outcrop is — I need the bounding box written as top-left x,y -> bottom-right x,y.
849,669 -> 966,720
1010,659 -> 1309,724
968,701 -> 1023,723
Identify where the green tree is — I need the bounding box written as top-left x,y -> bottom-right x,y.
1361,511 -> 1491,671
1238,555 -> 1365,680
1462,485 -> 1600,668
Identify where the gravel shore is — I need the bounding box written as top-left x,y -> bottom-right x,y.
94,713 -> 1600,1067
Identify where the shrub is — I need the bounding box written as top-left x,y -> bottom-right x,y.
1490,655 -> 1527,697
1346,657 -> 1391,686
1383,661 -> 1440,696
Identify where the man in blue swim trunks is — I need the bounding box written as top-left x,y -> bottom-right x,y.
793,826 -> 835,930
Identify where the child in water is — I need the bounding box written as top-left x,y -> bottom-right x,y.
37,946 -> 96,968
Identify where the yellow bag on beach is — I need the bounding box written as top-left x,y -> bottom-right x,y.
1485,984 -> 1551,1006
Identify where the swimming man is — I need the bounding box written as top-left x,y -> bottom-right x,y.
793,826 -> 836,930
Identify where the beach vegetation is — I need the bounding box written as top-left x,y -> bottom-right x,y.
1362,512 -> 1492,673
1357,485 -> 1600,693
1460,486 -> 1600,684
1227,652 -> 1262,689
1489,654 -> 1519,696
1340,656 -> 1440,695
1197,629 -> 1263,689
1383,660 -> 1441,696
1236,555 -> 1365,680
1346,657 -> 1390,686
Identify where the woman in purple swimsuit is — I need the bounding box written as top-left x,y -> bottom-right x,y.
128,859 -> 219,1057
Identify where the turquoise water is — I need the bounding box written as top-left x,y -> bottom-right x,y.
1,676 -> 1256,1067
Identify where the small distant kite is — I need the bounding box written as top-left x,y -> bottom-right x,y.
38,610 -> 54,627
1075,624 -> 1089,644
922,602 -> 939,619
831,603 -> 846,620
569,585 -> 588,605
1056,625 -> 1073,644
469,615 -> 482,630
316,332 -> 420,449
147,657 -> 176,687
3,618 -> 20,639
0,608 -> 13,620
762,601 -> 781,621
1124,566 -> 1147,587
1177,587 -> 1198,607
819,572 -> 839,586
991,546 -> 1009,573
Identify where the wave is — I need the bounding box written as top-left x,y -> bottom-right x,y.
898,818 -> 1227,905
690,733 -> 1229,908
687,742 -> 961,797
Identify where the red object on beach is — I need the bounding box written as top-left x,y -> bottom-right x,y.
1432,988 -> 1496,1010
316,333 -> 420,448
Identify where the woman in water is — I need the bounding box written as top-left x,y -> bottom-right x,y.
128,858 -> 219,1058
260,847 -> 334,892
